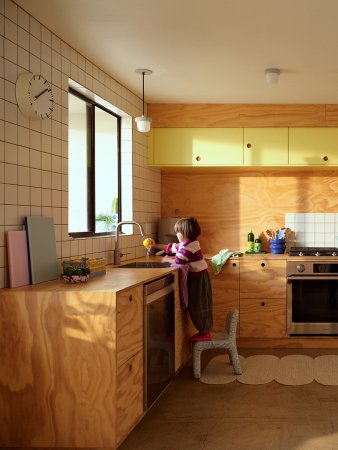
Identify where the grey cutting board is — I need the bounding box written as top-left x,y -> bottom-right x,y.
25,216 -> 58,284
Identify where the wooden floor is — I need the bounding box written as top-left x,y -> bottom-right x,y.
119,348 -> 338,450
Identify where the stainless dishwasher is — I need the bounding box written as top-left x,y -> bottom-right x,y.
144,274 -> 175,409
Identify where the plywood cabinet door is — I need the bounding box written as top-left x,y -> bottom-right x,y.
116,351 -> 143,445
239,259 -> 286,338
207,259 -> 240,332
116,285 -> 143,367
244,128 -> 289,165
149,128 -> 244,166
240,297 -> 286,337
289,128 -> 338,165
240,259 -> 286,299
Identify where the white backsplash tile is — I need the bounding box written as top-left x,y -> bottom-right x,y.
286,212 -> 338,247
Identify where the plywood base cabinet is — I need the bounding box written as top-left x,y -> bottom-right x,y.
240,259 -> 287,338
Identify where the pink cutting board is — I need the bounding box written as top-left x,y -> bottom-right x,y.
7,230 -> 31,288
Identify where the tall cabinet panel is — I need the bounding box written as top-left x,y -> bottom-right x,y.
207,259 -> 240,333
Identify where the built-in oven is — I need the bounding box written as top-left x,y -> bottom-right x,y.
287,247 -> 338,335
143,274 -> 175,409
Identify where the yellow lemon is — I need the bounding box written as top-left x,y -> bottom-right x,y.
143,238 -> 153,248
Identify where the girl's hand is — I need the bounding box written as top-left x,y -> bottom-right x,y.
149,243 -> 167,251
161,255 -> 175,264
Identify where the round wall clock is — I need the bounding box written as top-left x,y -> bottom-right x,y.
16,72 -> 54,119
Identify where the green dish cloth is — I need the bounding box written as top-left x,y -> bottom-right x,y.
211,249 -> 243,275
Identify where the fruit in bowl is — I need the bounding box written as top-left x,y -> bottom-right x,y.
62,266 -> 90,283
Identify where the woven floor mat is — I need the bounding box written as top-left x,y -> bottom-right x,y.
200,354 -> 338,385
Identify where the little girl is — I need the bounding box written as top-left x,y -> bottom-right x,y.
151,217 -> 213,341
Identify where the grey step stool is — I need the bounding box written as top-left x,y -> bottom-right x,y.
192,308 -> 242,379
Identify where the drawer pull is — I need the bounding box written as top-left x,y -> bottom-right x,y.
129,364 -> 132,371
129,295 -> 133,302
261,262 -> 265,267
261,302 -> 266,307
323,155 -> 329,162
232,263 -> 237,267
196,156 -> 201,161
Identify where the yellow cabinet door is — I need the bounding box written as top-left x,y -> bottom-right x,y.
244,128 -> 289,165
289,128 -> 338,165
148,128 -> 243,166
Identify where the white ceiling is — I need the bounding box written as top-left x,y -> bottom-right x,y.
14,0 -> 338,104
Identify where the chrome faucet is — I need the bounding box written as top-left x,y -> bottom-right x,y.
114,220 -> 146,265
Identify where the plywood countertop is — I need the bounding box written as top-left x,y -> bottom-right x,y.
1,256 -> 178,294
205,252 -> 288,260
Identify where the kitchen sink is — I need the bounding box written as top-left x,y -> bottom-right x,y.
117,261 -> 172,268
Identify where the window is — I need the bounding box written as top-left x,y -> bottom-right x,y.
68,89 -> 121,237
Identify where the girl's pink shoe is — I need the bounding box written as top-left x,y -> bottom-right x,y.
190,331 -> 212,342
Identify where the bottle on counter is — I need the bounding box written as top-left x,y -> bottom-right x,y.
248,230 -> 255,252
254,237 -> 261,253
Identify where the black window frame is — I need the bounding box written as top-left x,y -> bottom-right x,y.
68,88 -> 121,238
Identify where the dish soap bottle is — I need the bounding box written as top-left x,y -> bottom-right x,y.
254,237 -> 261,253
248,230 -> 255,252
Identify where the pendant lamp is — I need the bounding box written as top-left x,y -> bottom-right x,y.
135,68 -> 152,132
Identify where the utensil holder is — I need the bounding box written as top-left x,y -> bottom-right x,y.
270,238 -> 286,254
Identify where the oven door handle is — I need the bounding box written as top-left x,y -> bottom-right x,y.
287,275 -> 338,281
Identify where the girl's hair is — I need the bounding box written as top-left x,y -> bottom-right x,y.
174,217 -> 201,241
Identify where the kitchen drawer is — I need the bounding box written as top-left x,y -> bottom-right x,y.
117,285 -> 143,367
240,259 -> 286,299
116,351 -> 143,445
240,298 -> 286,338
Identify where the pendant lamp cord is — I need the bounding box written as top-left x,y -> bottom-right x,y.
142,71 -> 145,116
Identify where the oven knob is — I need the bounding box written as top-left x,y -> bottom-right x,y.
296,264 -> 305,273
315,252 -> 320,256
332,252 -> 337,256
299,252 -> 304,256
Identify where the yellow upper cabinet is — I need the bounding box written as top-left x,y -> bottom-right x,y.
289,128 -> 338,165
148,128 -> 243,166
243,128 -> 289,165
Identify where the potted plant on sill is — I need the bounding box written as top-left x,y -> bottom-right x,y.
95,213 -> 115,232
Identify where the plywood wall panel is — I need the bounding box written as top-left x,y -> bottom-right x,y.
148,104 -> 334,127
161,169 -> 338,255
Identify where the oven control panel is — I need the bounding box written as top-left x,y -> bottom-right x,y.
287,259 -> 338,276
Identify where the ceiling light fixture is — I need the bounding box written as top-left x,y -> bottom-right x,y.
265,68 -> 280,85
135,68 -> 152,133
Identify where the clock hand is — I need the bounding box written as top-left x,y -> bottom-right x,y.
34,88 -> 49,100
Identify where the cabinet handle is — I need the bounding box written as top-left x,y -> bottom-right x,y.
323,155 -> 329,162
232,263 -> 237,267
246,143 -> 252,149
261,301 -> 266,307
261,262 -> 265,267
129,295 -> 133,302
196,156 -> 201,161
129,364 -> 132,371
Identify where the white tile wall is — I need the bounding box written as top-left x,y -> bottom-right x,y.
0,0 -> 161,288
285,213 -> 338,248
